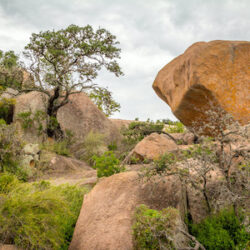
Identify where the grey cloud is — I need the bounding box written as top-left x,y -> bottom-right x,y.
0,0 -> 249,121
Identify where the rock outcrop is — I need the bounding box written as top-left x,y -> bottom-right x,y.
13,91 -> 120,143
0,245 -> 20,250
39,152 -> 97,187
125,132 -> 178,162
13,91 -> 48,142
69,171 -> 188,250
169,132 -> 195,145
110,118 -> 133,130
57,93 -> 120,143
153,40 -> 250,132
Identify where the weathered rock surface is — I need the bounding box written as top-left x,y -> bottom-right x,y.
0,245 -> 20,250
69,171 -> 188,250
0,88 -> 19,99
39,152 -> 97,187
57,93 -> 121,143
20,143 -> 40,177
180,159 -> 224,223
125,132 -> 178,162
13,91 -> 48,142
170,132 -> 195,145
13,91 -> 120,143
110,118 -> 133,130
153,40 -> 250,131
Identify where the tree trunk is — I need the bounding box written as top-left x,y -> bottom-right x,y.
46,87 -> 64,139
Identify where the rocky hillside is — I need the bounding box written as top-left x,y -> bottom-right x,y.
0,40 -> 249,250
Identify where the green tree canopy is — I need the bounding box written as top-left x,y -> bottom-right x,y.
0,50 -> 23,91
23,24 -> 123,137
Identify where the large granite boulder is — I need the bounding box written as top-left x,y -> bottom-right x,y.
13,91 -> 48,142
57,93 -> 120,143
69,171 -> 188,250
13,91 -> 120,143
125,132 -> 178,163
153,40 -> 250,133
39,152 -> 97,187
110,118 -> 133,130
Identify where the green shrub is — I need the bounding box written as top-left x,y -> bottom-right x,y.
121,120 -> 164,145
0,123 -> 26,179
0,173 -> 19,194
141,153 -> 178,181
80,131 -> 106,164
0,174 -> 87,249
108,142 -> 117,151
41,140 -> 71,156
17,111 -> 33,129
0,119 -> 6,125
0,50 -> 23,90
164,121 -> 185,133
92,151 -> 124,177
0,98 -> 15,123
153,153 -> 177,175
189,208 -> 249,250
41,130 -> 74,157
17,110 -> 47,136
132,204 -> 179,250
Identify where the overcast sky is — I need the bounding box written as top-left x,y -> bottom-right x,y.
0,0 -> 249,121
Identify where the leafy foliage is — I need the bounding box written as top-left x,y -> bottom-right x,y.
121,120 -> 164,145
88,87 -> 120,117
0,50 -> 23,90
41,130 -> 74,156
153,153 -> 177,175
164,121 -> 185,133
80,130 -> 106,164
24,24 -> 123,138
0,174 -> 87,249
17,110 -> 47,136
0,98 -> 15,123
80,130 -> 107,164
0,123 -> 25,180
132,204 -> 179,250
92,151 -> 124,178
188,208 -> 249,250
17,111 -> 33,129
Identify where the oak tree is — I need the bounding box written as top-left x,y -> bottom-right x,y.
23,24 -> 123,138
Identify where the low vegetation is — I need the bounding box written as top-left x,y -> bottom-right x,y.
0,122 -> 27,180
132,204 -> 179,250
92,151 -> 124,178
0,173 -> 87,249
80,131 -> 107,164
0,98 -> 15,124
0,50 -> 23,91
164,121 -> 185,133
187,208 -> 249,250
121,120 -> 164,146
